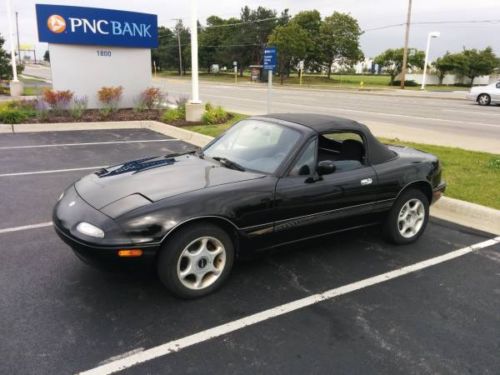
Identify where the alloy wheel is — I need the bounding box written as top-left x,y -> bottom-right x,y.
176,236 -> 226,290
397,198 -> 425,239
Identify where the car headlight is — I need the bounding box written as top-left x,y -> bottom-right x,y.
76,222 -> 105,238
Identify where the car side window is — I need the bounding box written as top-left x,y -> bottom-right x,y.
319,132 -> 366,173
496,82 -> 500,89
289,138 -> 317,176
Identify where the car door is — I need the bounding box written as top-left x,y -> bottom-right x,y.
493,82 -> 500,102
272,136 -> 379,245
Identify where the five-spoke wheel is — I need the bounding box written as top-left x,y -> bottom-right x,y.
177,236 -> 226,290
157,223 -> 234,299
384,189 -> 429,244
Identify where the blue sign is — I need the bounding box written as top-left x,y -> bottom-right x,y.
36,4 -> 158,48
263,47 -> 277,71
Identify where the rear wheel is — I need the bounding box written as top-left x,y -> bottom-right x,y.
477,94 -> 491,106
384,189 -> 429,244
157,223 -> 234,298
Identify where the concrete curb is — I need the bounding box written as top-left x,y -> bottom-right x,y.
2,119 -> 498,235
432,197 -> 500,235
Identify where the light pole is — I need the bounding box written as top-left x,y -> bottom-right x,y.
171,18 -> 183,76
185,0 -> 203,121
5,0 -> 23,96
421,31 -> 440,90
400,0 -> 413,89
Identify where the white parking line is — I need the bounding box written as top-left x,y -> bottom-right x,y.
0,166 -> 106,178
79,236 -> 500,375
0,138 -> 180,150
0,221 -> 53,234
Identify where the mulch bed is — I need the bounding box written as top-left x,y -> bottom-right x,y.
20,108 -> 163,124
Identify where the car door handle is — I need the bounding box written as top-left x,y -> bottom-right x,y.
360,178 -> 373,185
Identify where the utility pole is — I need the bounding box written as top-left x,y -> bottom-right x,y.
171,18 -> 183,76
400,0 -> 412,89
15,11 -> 21,63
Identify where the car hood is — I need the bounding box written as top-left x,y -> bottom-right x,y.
75,154 -> 265,211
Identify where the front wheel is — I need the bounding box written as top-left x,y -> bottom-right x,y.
477,94 -> 491,106
384,189 -> 429,244
157,223 -> 234,298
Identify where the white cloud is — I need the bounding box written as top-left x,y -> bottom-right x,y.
1,0 -> 498,61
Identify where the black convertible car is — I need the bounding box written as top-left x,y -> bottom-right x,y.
53,114 -> 446,298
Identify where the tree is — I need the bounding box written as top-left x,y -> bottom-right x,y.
433,52 -> 458,84
452,47 -> 498,86
319,12 -> 363,79
268,22 -> 310,84
43,50 -> 50,62
0,34 -> 13,81
291,10 -> 322,70
151,23 -> 190,75
374,48 -> 425,84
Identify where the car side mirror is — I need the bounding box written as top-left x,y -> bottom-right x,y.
317,160 -> 336,176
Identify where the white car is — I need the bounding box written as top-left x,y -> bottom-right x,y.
466,81 -> 500,106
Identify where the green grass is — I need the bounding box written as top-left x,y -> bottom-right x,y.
183,119 -> 500,209
184,112 -> 248,137
381,139 -> 500,209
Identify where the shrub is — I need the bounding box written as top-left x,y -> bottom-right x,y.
70,96 -> 88,120
6,99 -> 37,117
97,86 -> 123,114
390,80 -> 418,87
202,105 -> 229,125
162,108 -> 183,123
138,87 -> 163,110
35,99 -> 50,122
0,108 -> 29,124
42,89 -> 74,111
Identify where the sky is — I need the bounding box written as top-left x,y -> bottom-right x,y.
1,0 -> 499,62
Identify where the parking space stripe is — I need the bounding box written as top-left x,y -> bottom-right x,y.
0,221 -> 53,234
78,236 -> 500,375
0,139 -> 179,150
0,166 -> 106,177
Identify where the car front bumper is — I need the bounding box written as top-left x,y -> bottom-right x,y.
466,93 -> 478,102
53,185 -> 160,269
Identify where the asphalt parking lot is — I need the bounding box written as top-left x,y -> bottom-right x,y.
0,128 -> 499,375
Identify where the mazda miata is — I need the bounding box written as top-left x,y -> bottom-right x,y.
53,114 -> 446,298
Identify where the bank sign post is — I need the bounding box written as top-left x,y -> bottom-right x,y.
36,4 -> 158,108
263,47 -> 276,114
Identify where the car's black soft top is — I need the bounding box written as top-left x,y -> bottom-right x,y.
257,113 -> 396,165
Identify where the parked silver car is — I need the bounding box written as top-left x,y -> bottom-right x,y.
466,81 -> 500,106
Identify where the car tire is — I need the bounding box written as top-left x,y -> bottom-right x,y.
157,223 -> 235,299
477,94 -> 491,106
384,189 -> 429,245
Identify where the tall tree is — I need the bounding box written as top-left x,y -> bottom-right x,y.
152,23 -> 190,75
452,47 -> 498,86
268,22 -> 310,84
433,52 -> 457,84
374,48 -> 425,84
291,10 -> 322,70
0,34 -> 20,81
319,12 -> 363,79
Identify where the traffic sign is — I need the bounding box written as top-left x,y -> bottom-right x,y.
263,47 -> 277,71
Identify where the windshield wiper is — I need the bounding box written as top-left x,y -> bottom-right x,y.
164,150 -> 198,158
212,157 -> 246,171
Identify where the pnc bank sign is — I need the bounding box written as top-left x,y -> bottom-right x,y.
36,4 -> 158,48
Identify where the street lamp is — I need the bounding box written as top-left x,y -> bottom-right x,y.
5,0 -> 23,96
185,0 -> 203,122
421,31 -> 440,90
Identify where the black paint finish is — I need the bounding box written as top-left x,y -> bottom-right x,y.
52,114 -> 445,265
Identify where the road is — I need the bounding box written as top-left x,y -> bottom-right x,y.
1,128 -> 499,374
20,65 -> 499,153
158,78 -> 500,153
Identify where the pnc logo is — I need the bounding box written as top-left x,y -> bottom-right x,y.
47,14 -> 66,33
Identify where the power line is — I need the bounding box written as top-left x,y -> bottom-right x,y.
364,19 -> 500,32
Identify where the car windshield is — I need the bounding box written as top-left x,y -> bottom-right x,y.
203,119 -> 301,174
